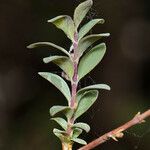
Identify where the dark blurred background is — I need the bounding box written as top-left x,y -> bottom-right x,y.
0,0 -> 150,150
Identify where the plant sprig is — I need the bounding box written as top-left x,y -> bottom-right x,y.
27,0 -> 110,149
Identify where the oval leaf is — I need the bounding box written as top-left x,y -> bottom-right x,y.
74,0 -> 93,28
78,19 -> 105,40
38,72 -> 71,102
78,84 -> 110,94
53,128 -> 66,141
78,33 -> 110,57
50,105 -> 70,116
77,84 -> 110,102
74,90 -> 99,119
48,15 -> 75,41
71,138 -> 87,145
27,42 -> 70,57
51,117 -> 67,130
73,122 -> 90,133
72,128 -> 83,138
78,43 -> 106,80
43,55 -> 74,79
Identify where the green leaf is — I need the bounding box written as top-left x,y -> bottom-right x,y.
73,122 -> 90,133
48,15 -> 75,41
71,138 -> 87,145
38,72 -> 71,102
27,42 -> 70,57
74,90 -> 99,119
74,0 -> 93,28
53,128 -> 66,141
77,84 -> 110,103
50,106 -> 70,116
72,128 -> 83,138
78,43 -> 106,80
50,106 -> 73,119
78,19 -> 105,40
51,117 -> 67,130
78,33 -> 110,57
78,84 -> 110,95
43,55 -> 74,80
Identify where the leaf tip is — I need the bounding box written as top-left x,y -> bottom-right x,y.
104,33 -> 110,37
100,18 -> 105,24
27,44 -> 33,49
47,19 -> 51,23
43,57 -> 48,63
106,85 -> 111,91
38,72 -> 42,76
38,72 -> 47,78
87,0 -> 93,5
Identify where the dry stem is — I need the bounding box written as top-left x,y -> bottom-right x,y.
78,109 -> 150,150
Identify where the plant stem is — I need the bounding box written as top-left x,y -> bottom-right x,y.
70,62 -> 78,108
78,109 -> 150,150
70,32 -> 79,113
63,32 -> 79,150
62,142 -> 73,150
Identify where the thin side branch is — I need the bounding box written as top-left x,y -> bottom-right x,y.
78,109 -> 150,150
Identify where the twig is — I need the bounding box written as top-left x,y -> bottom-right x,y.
63,32 -> 79,150
78,109 -> 150,150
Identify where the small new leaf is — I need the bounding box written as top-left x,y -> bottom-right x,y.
78,43 -> 106,80
73,122 -> 90,133
78,19 -> 105,40
27,42 -> 70,57
38,72 -> 71,102
43,55 -> 74,80
74,90 -> 99,119
74,0 -> 93,29
48,15 -> 75,41
51,117 -> 67,130
71,138 -> 87,145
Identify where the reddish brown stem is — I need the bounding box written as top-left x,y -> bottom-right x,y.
70,63 -> 78,108
78,109 -> 150,150
70,32 -> 79,108
66,32 -> 79,137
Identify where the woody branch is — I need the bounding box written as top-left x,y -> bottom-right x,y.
78,109 -> 150,150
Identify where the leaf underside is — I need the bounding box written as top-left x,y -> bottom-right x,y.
51,117 -> 67,130
73,122 -> 90,133
48,15 -> 75,41
38,72 -> 71,102
78,33 -> 110,57
27,42 -> 70,56
50,105 -> 70,116
43,55 -> 74,80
